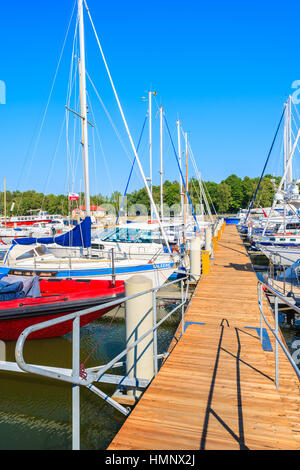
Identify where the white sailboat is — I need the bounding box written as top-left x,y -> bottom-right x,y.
2,0 -> 179,288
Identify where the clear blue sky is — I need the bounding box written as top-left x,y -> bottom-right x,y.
0,0 -> 300,197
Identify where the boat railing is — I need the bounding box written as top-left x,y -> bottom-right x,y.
268,251 -> 300,297
257,279 -> 300,391
12,274 -> 192,449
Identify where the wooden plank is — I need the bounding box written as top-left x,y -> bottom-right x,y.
108,226 -> 300,450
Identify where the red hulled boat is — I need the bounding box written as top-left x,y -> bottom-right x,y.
0,277 -> 125,340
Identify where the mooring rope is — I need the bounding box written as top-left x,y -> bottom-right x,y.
80,304 -> 122,378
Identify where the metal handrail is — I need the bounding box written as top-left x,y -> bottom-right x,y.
257,280 -> 300,386
15,275 -> 190,386
14,273 -> 191,450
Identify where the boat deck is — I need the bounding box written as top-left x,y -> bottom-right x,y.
108,226 -> 300,450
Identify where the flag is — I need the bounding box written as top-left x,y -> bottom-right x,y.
69,193 -> 79,201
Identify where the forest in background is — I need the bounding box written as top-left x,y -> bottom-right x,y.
0,174 -> 281,217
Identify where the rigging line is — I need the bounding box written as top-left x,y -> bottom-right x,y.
244,105 -> 285,225
86,71 -> 134,166
66,65 -> 80,196
41,114 -> 67,210
86,90 -> 101,199
188,145 -> 213,221
201,180 -> 218,216
163,114 -> 201,233
115,114 -> 148,225
16,0 -> 77,215
86,72 -> 144,186
152,95 -> 176,173
290,128 -> 300,170
66,17 -> 79,190
25,0 -> 77,181
84,0 -> 173,256
86,91 -> 114,197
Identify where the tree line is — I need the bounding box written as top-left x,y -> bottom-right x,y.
0,174 -> 281,217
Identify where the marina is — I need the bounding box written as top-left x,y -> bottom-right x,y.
108,225 -> 300,451
0,0 -> 300,454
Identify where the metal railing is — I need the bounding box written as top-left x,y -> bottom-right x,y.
257,280 -> 300,391
266,251 -> 300,298
11,274 -> 191,450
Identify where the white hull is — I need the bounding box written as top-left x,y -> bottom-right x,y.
260,246 -> 300,266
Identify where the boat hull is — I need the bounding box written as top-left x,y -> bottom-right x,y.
0,279 -> 124,341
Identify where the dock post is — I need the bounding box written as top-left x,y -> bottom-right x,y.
190,237 -> 202,283
205,226 -> 212,255
0,341 -> 5,361
275,296 -> 279,390
125,276 -> 154,400
202,250 -> 210,275
213,236 -> 218,252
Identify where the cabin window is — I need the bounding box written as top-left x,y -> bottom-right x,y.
35,246 -> 50,256
16,249 -> 35,261
286,223 -> 300,230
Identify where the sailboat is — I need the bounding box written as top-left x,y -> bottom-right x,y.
1,0 -> 179,288
246,96 -> 300,265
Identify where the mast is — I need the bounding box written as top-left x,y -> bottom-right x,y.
3,177 -> 6,228
183,132 -> 189,241
148,90 -> 157,221
288,95 -> 293,185
177,120 -> 184,217
160,106 -> 164,219
78,0 -> 90,218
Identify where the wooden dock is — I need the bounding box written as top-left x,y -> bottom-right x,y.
108,226 -> 300,450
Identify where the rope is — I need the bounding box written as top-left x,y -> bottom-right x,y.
16,0 -> 77,215
115,114 -> 148,225
163,115 -> 201,234
80,305 -> 122,377
244,105 -> 285,224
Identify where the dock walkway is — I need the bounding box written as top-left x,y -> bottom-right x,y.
108,226 -> 300,450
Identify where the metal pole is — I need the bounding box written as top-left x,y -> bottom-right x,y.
153,290 -> 158,376
260,284 -> 263,345
111,248 -> 116,287
160,106 -> 164,220
149,90 -> 153,221
72,316 -> 80,450
275,296 -> 279,390
4,177 -> 6,228
78,0 -> 91,217
181,278 -> 185,336
177,120 -> 184,218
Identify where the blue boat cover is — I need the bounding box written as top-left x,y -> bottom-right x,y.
0,274 -> 41,301
12,217 -> 91,248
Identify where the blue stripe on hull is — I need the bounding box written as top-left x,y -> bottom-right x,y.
0,263 -> 176,278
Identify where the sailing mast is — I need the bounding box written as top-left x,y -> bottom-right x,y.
177,120 -> 184,217
3,178 -> 6,228
148,90 -> 157,221
287,95 -> 293,185
160,106 -> 164,219
78,0 -> 90,218
183,132 -> 189,242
